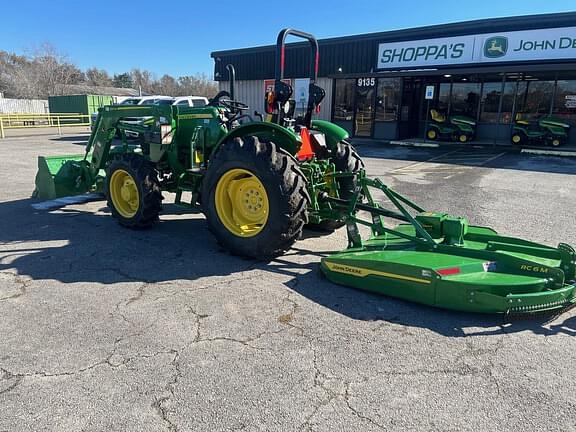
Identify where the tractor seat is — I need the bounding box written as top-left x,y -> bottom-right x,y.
430,109 -> 446,123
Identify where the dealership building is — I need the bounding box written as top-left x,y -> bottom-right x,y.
211,12 -> 576,145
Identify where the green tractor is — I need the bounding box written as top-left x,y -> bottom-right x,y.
426,109 -> 476,143
511,114 -> 570,147
33,29 -> 576,316
34,29 -> 363,258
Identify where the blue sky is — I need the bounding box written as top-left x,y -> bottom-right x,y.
1,0 -> 574,78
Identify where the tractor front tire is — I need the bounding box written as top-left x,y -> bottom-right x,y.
105,154 -> 163,229
308,141 -> 365,232
202,136 -> 310,258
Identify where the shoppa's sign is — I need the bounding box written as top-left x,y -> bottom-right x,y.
377,26 -> 576,69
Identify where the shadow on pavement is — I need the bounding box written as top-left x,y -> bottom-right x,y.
355,143 -> 576,175
49,135 -> 90,144
1,197 -> 573,338
266,249 -> 576,338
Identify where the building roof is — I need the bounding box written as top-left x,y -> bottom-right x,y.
211,11 -> 576,81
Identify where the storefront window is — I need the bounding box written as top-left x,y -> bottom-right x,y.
515,79 -> 554,121
480,82 -> 502,123
333,79 -> 354,121
500,81 -> 517,124
375,78 -> 400,122
553,80 -> 576,125
450,82 -> 481,119
437,83 -> 451,114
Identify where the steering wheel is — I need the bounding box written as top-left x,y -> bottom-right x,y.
220,99 -> 249,111
208,90 -> 231,106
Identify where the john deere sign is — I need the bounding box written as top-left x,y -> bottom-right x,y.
484,37 -> 508,58
377,27 -> 576,69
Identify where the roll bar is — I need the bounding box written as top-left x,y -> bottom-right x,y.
275,28 -> 319,83
226,64 -> 236,100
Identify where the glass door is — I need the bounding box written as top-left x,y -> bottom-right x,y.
354,77 -> 376,137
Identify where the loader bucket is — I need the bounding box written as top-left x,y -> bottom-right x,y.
34,154 -> 91,200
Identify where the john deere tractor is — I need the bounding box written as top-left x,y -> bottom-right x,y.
34,29 -> 576,316
35,29 -> 363,258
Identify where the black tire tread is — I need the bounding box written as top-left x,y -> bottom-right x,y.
202,136 -> 310,258
105,154 -> 163,229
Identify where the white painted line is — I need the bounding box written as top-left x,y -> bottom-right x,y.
389,140 -> 439,148
479,152 -> 507,165
391,149 -> 460,173
521,148 -> 576,157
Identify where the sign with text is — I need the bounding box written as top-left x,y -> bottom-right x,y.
425,85 -> 435,100
377,26 -> 576,69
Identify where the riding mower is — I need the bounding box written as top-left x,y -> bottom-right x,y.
426,109 -> 476,143
511,114 -> 570,147
33,29 -> 575,317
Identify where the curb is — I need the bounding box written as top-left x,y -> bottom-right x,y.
355,138 -> 576,157
520,148 -> 576,157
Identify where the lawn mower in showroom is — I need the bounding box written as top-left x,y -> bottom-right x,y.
33,29 -> 575,317
511,114 -> 570,147
426,109 -> 476,143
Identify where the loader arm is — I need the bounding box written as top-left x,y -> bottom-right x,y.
34,105 -> 171,200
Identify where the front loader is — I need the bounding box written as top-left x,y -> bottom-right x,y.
33,29 -> 576,317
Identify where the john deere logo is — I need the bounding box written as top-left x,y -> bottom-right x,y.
484,36 -> 508,58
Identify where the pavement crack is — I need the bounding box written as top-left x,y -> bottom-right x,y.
300,347 -> 341,431
196,336 -> 267,351
0,271 -> 31,301
125,282 -> 149,306
344,382 -> 387,431
152,349 -> 181,432
184,305 -> 208,343
0,367 -> 23,396
278,292 -> 305,336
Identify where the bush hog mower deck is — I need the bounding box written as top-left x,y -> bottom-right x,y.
33,29 -> 576,317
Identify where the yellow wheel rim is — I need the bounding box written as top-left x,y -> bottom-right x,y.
109,169 -> 140,218
512,135 -> 521,144
552,139 -> 560,146
215,168 -> 269,237
427,130 -> 436,139
459,134 -> 468,143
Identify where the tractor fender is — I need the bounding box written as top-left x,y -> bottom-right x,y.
311,120 -> 349,149
215,122 -> 301,155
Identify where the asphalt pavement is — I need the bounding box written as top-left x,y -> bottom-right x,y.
1,133 -> 575,431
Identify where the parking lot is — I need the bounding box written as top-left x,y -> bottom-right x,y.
1,133 -> 575,431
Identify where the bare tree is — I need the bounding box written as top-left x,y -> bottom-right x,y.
0,44 -> 83,98
0,43 -> 218,99
86,68 -> 112,87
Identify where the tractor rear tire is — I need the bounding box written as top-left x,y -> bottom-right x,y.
308,141 -> 365,232
202,136 -> 310,258
105,154 -> 163,229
